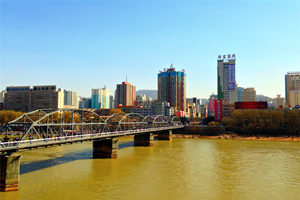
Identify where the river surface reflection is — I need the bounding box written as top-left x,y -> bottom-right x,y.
1,138 -> 300,200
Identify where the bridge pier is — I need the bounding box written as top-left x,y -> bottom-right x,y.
134,133 -> 154,146
0,153 -> 21,192
156,130 -> 172,141
93,138 -> 118,159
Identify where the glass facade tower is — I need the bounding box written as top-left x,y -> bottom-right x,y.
91,86 -> 110,109
158,64 -> 186,111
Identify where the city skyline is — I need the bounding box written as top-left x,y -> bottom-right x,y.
1,1 -> 300,98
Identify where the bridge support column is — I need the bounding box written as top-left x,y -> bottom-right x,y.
134,133 -> 154,146
157,130 -> 172,141
93,138 -> 118,159
0,153 -> 21,192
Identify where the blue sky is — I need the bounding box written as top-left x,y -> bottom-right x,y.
1,0 -> 299,98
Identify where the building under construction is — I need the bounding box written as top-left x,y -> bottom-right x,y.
158,64 -> 186,112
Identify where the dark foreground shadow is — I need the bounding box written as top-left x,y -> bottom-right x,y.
20,141 -> 134,174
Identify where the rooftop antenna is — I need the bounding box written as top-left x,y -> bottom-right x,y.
126,75 -> 127,82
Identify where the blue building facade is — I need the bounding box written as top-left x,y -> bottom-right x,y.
158,64 -> 186,111
237,87 -> 244,102
91,87 -> 110,109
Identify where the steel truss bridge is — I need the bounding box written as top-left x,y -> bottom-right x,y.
0,109 -> 184,152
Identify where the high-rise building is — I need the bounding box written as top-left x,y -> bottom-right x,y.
237,87 -> 244,102
242,88 -> 256,102
217,54 -> 236,103
4,86 -> 31,112
285,72 -> 300,107
79,97 -> 91,109
64,90 -> 79,109
31,86 -> 64,110
0,90 -> 6,103
115,82 -> 136,106
158,64 -> 186,111
4,85 -> 64,112
91,89 -> 100,109
0,91 -> 4,110
152,101 -> 171,116
274,95 -> 285,108
91,86 -> 110,109
109,95 -> 114,109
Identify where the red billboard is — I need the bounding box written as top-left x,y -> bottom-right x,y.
235,102 -> 268,109
214,100 -> 223,121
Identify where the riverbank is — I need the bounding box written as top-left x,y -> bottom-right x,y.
172,134 -> 300,142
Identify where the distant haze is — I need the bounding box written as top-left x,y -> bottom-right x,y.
256,95 -> 273,101
136,90 -> 158,99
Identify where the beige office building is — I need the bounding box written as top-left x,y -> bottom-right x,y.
274,95 -> 285,108
4,86 -> 31,112
4,85 -> 64,112
217,55 -> 236,103
242,88 -> 256,102
285,72 -> 300,107
0,91 -> 6,103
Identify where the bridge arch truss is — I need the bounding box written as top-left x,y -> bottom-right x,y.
0,109 -> 183,142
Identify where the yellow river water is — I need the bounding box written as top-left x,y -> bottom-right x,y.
1,137 -> 300,200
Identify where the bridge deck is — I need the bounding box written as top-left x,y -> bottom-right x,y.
0,126 -> 183,152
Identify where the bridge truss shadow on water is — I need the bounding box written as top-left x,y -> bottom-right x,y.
20,141 -> 134,175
